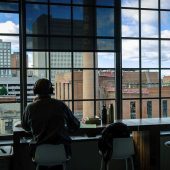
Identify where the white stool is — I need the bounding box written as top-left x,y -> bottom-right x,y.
100,138 -> 135,170
33,144 -> 70,170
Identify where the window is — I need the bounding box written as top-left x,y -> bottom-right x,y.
1,0 -> 170,136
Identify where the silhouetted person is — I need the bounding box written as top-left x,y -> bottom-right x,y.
22,78 -> 80,170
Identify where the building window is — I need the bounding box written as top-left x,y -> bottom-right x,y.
147,101 -> 152,118
130,101 -> 136,119
162,100 -> 167,117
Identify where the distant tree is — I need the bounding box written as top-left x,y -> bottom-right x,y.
0,86 -> 8,95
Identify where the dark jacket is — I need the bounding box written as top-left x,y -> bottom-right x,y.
22,95 -> 80,145
98,122 -> 130,163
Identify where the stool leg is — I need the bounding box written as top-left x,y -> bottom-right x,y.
125,159 -> 128,170
100,158 -> 104,170
130,157 -> 134,170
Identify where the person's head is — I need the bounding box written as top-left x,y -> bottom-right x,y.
33,78 -> 53,95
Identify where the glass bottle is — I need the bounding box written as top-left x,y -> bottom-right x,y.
109,103 -> 114,123
102,105 -> 107,124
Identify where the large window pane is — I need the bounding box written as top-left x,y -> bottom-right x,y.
97,8 -> 114,37
121,0 -> 139,8
54,69 -> 72,99
161,11 -> 170,38
27,52 -> 49,68
96,0 -> 114,6
0,2 -> 18,11
97,39 -> 114,51
73,7 -> 94,36
141,0 -> 158,9
26,4 -> 48,34
122,70 -> 140,98
122,9 -> 139,37
73,38 -> 93,51
27,37 -> 48,50
98,52 -> 115,68
122,39 -> 139,68
97,70 -> 115,99
141,10 -> 158,38
141,70 -> 159,97
51,52 -> 72,68
51,37 -> 71,50
161,70 -> 170,98
142,99 -> 159,118
50,5 -> 71,35
122,100 -> 140,119
161,0 -> 170,9
161,41 -> 170,68
0,13 -> 19,34
0,103 -> 20,135
141,40 -> 158,68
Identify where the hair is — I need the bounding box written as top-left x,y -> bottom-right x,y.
33,78 -> 53,95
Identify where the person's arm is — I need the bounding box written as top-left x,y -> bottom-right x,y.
63,103 -> 80,133
21,106 -> 31,132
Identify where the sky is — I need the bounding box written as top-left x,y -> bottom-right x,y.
0,1 -> 170,76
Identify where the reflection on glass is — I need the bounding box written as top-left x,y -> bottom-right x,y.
122,39 -> 139,68
141,10 -> 158,38
0,103 -> 20,135
50,5 -> 71,35
97,39 -> 114,51
0,2 -> 18,11
0,13 -> 19,34
121,0 -> 138,7
161,11 -> 170,38
73,0 -> 94,5
50,37 -> 71,50
141,0 -> 158,9
73,38 -> 93,51
98,52 -> 115,68
96,0 -> 114,6
26,37 -> 48,50
26,0 -> 47,2
142,99 -> 159,118
141,40 -> 158,68
122,9 -> 139,37
97,8 -> 114,37
50,0 -> 70,3
122,70 -> 140,98
73,7 -> 94,36
122,100 -> 140,119
96,69 -> 115,99
161,41 -> 170,68
26,4 -> 48,34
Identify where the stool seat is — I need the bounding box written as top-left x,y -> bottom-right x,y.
33,144 -> 70,170
164,141 -> 170,147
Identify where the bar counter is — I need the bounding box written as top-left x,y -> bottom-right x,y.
13,118 -> 170,170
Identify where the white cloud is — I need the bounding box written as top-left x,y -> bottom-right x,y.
141,24 -> 158,37
141,0 -> 158,8
161,0 -> 170,9
0,21 -> 19,34
161,30 -> 170,38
